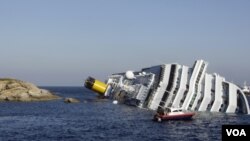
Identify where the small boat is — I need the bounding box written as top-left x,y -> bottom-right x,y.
153,107 -> 195,122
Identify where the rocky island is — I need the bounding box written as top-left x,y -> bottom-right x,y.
0,78 -> 60,101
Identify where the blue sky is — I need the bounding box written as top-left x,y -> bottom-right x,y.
0,0 -> 250,86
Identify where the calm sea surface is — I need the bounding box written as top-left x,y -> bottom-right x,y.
0,87 -> 249,141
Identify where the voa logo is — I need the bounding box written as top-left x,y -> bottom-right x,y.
226,129 -> 246,136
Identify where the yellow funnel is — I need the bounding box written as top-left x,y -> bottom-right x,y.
84,76 -> 108,95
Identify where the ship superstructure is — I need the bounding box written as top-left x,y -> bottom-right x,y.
85,60 -> 250,114
242,82 -> 250,96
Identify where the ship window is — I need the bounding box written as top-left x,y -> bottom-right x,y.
236,90 -> 248,114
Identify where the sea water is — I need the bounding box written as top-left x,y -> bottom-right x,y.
0,87 -> 249,141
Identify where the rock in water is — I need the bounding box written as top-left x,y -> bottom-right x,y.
0,78 -> 60,102
64,98 -> 80,103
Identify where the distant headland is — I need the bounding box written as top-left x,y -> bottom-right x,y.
0,78 -> 60,101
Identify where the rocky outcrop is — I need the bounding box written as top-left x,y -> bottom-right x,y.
64,97 -> 80,103
0,78 -> 60,102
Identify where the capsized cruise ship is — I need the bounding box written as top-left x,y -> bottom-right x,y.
85,60 -> 250,114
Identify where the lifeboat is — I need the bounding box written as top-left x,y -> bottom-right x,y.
153,107 -> 195,122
